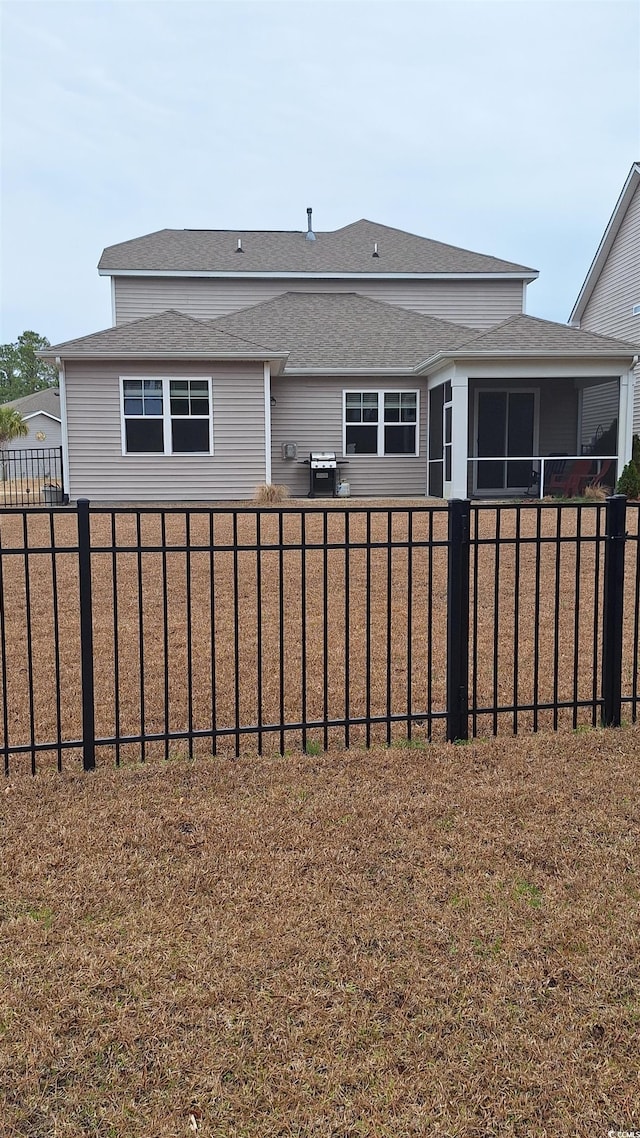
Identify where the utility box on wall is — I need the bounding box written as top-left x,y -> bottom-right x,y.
282,442 -> 297,460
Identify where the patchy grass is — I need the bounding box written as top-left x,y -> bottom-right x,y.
1,728 -> 639,1136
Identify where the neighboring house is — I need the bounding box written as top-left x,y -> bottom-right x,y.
40,213 -> 639,501
2,388 -> 62,479
570,162 -> 640,436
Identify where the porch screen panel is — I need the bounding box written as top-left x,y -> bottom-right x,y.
428,385 -> 445,497
477,392 -> 507,490
507,392 -> 535,489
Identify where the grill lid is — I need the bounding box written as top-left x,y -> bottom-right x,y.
310,451 -> 337,468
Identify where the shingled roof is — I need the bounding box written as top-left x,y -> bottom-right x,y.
453,314 -> 640,354
41,310 -> 284,362
412,313 -> 640,372
211,292 -> 475,371
99,219 -> 538,277
4,388 -> 62,418
40,299 -> 639,373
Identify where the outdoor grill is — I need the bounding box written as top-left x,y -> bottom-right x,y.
307,451 -> 339,497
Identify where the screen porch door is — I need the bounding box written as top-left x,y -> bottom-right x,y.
475,390 -> 537,493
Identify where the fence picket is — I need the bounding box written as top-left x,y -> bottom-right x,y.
0,497 -> 637,774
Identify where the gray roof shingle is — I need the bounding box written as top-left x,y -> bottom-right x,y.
41,300 -> 640,373
4,388 -> 62,417
99,219 -> 537,276
210,293 -> 475,370
447,314 -> 640,356
42,309 -> 281,358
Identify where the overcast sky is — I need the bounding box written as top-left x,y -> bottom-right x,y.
1,0 -> 639,346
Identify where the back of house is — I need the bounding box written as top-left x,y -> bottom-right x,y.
40,210 -> 639,502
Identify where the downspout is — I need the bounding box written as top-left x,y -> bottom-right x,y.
263,362 -> 272,484
56,356 -> 71,499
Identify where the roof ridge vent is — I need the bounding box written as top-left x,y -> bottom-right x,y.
305,207 -> 316,242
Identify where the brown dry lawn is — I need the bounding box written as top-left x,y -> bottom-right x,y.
1,501 -> 639,767
1,728 -> 639,1136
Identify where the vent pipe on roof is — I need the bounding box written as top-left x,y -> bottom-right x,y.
372,242 -> 379,258
236,238 -> 243,253
305,207 -> 316,241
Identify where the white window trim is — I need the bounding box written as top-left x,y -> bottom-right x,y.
119,376 -> 214,457
342,389 -> 420,458
633,304 -> 640,316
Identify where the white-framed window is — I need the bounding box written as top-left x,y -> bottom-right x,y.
343,390 -> 419,456
120,377 -> 213,455
633,304 -> 640,316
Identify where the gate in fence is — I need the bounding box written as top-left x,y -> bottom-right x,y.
0,496 -> 638,773
0,446 -> 65,507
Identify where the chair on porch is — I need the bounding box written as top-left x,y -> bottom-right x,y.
546,458 -> 614,498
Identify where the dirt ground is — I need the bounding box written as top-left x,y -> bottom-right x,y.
1,727 -> 639,1136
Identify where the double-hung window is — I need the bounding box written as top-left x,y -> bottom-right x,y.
344,390 -> 418,456
121,377 -> 213,455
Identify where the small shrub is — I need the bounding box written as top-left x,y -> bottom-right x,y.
254,482 -> 290,504
616,461 -> 640,499
633,433 -> 640,469
582,484 -> 608,502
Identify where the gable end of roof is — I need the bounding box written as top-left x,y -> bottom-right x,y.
570,162 -> 640,325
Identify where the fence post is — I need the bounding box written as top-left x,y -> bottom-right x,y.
601,494 -> 627,728
77,498 -> 96,770
446,498 -> 470,742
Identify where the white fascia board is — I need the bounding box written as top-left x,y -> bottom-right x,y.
98,268 -> 539,282
415,349 -> 639,374
37,350 -> 287,365
569,162 -> 640,325
21,410 -> 62,423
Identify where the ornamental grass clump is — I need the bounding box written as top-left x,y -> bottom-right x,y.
254,482 -> 290,504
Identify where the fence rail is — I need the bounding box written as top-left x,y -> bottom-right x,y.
0,446 -> 64,507
0,496 -> 638,774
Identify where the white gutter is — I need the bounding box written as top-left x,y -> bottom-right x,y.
282,367 -> 412,376
37,350 -> 288,371
98,268 -> 539,282
414,348 -> 640,373
56,357 -> 71,498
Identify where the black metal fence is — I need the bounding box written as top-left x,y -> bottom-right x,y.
0,496 -> 638,774
0,446 -> 64,507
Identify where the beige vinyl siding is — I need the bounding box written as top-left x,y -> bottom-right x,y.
64,360 -> 266,501
114,276 -> 524,330
578,183 -> 640,440
270,376 -> 428,497
8,412 -> 62,452
580,183 -> 640,342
